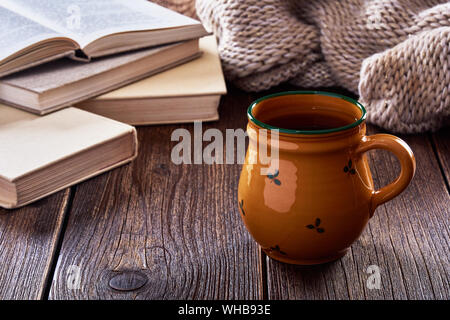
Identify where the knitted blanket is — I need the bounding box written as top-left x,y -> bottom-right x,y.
196,0 -> 450,133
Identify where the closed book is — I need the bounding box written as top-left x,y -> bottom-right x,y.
0,104 -> 138,209
0,39 -> 200,114
77,36 -> 227,125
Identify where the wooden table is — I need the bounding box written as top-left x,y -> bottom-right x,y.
0,84 -> 449,300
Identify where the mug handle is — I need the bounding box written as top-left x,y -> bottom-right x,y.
355,134 -> 416,217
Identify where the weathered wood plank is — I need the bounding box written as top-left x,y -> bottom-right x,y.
49,89 -> 264,299
267,126 -> 450,300
44,84 -> 448,300
431,127 -> 450,191
0,190 -> 71,300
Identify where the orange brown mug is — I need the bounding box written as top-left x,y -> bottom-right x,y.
238,91 -> 416,265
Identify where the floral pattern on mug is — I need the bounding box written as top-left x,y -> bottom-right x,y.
263,160 -> 297,213
306,218 -> 325,233
344,159 -> 356,175
267,245 -> 286,255
267,170 -> 281,185
239,199 -> 245,216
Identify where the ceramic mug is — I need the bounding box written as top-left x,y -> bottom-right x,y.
237,91 -> 416,265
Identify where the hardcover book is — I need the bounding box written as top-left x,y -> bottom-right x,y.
77,36 -> 227,125
0,39 -> 200,114
0,104 -> 138,209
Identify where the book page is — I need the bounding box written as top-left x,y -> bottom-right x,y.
0,5 -> 63,62
2,0 -> 201,48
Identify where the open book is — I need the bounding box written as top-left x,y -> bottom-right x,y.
0,0 -> 207,77
77,36 -> 227,125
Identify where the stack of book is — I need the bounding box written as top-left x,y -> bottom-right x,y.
0,0 -> 226,209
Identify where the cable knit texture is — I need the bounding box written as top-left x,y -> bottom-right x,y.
196,0 -> 450,133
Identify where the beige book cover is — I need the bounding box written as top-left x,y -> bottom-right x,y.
0,0 -> 207,77
0,103 -> 138,209
96,36 -> 226,99
0,39 -> 200,115
77,36 -> 227,125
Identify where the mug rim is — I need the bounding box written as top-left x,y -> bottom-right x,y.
247,91 -> 367,135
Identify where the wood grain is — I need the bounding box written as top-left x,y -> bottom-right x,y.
49,89 -> 264,299
0,190 -> 70,300
266,126 -> 450,300
431,127 -> 450,192
2,84 -> 448,300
